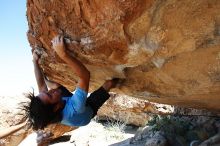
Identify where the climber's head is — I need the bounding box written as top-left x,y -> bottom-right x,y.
37,88 -> 63,104
21,86 -> 73,130
21,91 -> 63,130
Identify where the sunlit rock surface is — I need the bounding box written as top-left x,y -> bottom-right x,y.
97,93 -> 173,126
27,0 -> 220,111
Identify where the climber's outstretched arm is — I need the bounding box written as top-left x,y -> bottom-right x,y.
33,51 -> 62,91
52,35 -> 90,92
32,51 -> 48,92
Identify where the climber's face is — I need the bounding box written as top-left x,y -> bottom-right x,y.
38,88 -> 62,104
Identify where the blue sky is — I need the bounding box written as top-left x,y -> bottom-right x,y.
0,1 -> 37,96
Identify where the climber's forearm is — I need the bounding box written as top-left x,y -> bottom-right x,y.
60,54 -> 90,81
59,54 -> 90,91
33,60 -> 48,92
52,35 -> 90,91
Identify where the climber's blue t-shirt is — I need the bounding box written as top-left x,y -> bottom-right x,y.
61,87 -> 94,126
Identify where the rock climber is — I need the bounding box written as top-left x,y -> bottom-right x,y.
23,35 -> 120,130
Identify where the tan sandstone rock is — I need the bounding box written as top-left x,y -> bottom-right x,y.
27,0 -> 220,111
97,93 -> 173,126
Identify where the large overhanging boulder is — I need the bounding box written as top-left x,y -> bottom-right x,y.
27,0 -> 220,111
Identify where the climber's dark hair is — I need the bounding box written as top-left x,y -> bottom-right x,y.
20,90 -> 62,130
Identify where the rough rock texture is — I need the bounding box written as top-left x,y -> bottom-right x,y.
125,108 -> 220,146
97,93 -> 173,126
27,0 -> 220,111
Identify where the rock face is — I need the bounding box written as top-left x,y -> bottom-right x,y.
97,93 -> 173,126
27,0 -> 220,111
128,108 -> 220,146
